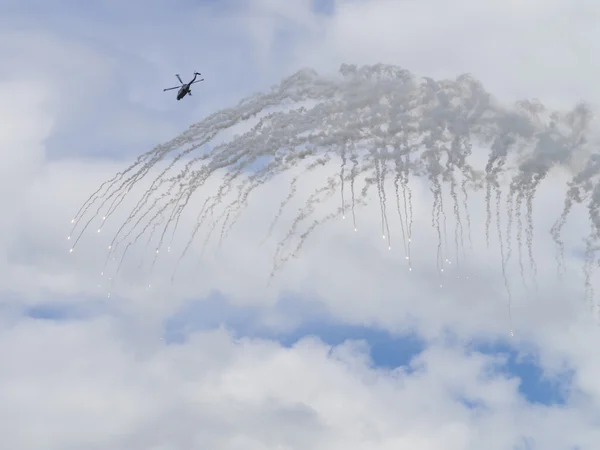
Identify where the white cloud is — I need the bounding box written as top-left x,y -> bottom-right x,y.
1,0 -> 600,448
1,319 -> 599,450
236,0 -> 600,109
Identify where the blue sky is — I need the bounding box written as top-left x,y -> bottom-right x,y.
163,292 -> 573,406
21,288 -> 573,407
2,0 -> 600,448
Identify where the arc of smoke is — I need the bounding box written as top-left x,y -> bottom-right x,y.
70,63 -> 599,325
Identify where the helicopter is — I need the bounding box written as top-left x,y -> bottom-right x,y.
163,72 -> 204,100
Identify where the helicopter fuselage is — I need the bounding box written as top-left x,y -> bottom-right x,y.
177,84 -> 191,100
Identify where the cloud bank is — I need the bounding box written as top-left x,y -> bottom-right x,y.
2,0 -> 600,448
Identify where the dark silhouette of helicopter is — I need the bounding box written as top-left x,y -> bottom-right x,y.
163,72 -> 204,100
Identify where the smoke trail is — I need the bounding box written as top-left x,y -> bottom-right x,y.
505,189 -> 514,273
379,155 -> 392,248
262,177 -> 299,246
69,63 -> 599,322
400,154 -> 413,269
551,154 -> 600,277
583,236 -> 598,314
496,187 -> 513,334
439,182 -> 450,266
461,179 -> 473,248
270,176 -> 343,280
373,152 -> 389,244
514,191 -> 528,289
485,181 -> 492,248
449,177 -> 463,271
349,148 -> 359,231
340,144 -> 347,218
272,176 -> 340,270
393,159 -> 408,259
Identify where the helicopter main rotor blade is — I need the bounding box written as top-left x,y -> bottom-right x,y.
189,79 -> 204,85
176,74 -> 183,84
163,86 -> 179,91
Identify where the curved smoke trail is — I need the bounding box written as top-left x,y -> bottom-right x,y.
68,63 -> 599,332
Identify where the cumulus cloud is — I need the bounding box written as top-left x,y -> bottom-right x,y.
235,0 -> 600,108
2,0 -> 600,448
1,319 -> 599,450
